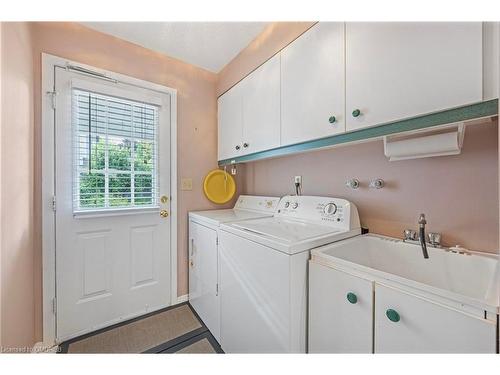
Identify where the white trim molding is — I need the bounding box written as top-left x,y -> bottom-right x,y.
177,294 -> 189,304
41,53 -> 178,345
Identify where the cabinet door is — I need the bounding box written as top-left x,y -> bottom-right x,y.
188,221 -> 220,342
375,284 -> 496,353
217,84 -> 243,161
309,263 -> 373,353
346,22 -> 483,132
241,54 -> 281,155
281,23 -> 345,146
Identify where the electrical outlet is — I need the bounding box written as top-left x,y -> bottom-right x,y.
181,178 -> 193,191
294,176 -> 302,185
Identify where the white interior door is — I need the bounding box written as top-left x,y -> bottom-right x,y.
54,69 -> 172,341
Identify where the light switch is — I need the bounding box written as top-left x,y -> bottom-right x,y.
181,178 -> 193,191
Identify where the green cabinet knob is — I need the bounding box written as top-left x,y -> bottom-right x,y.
346,292 -> 357,304
386,309 -> 400,322
352,109 -> 361,117
328,116 -> 336,124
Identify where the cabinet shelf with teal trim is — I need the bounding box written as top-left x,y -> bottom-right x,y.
218,99 -> 498,166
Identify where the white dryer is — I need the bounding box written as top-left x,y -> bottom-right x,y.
188,195 -> 280,342
218,195 -> 361,353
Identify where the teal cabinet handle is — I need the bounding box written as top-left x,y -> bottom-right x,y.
328,116 -> 336,124
386,309 -> 400,322
346,292 -> 357,304
352,109 -> 361,117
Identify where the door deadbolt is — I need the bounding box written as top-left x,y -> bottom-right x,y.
160,195 -> 168,204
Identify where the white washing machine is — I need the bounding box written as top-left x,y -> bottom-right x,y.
188,195 -> 280,343
218,195 -> 361,353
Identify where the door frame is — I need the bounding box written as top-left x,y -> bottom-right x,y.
41,53 -> 178,345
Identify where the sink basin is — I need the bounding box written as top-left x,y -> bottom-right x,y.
312,234 -> 500,310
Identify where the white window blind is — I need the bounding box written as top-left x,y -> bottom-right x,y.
72,89 -> 159,212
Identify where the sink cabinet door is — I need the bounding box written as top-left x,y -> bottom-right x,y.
374,284 -> 496,353
309,262 -> 374,353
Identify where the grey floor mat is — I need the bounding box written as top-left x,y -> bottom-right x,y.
62,304 -> 206,353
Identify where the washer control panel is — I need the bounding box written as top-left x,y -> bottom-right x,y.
317,201 -> 344,224
323,203 -> 337,215
234,195 -> 281,213
276,195 -> 360,230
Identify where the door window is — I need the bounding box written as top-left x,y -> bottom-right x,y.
72,89 -> 159,212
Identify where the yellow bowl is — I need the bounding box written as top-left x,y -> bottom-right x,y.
203,169 -> 236,204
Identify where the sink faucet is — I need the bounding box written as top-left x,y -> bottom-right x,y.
418,214 -> 429,259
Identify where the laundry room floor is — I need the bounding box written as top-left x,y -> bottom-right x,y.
58,303 -> 223,354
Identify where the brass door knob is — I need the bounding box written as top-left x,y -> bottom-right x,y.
160,210 -> 169,218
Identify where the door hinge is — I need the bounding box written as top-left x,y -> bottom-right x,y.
47,90 -> 57,110
52,298 -> 57,315
216,283 -> 219,296
52,196 -> 57,212
216,237 -> 219,246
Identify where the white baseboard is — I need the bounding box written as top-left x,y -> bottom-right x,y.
177,294 -> 189,304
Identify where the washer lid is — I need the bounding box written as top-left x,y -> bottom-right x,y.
223,217 -> 361,254
232,217 -> 342,243
189,195 -> 281,227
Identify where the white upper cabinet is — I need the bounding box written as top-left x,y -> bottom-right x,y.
218,84 -> 243,161
218,22 -> 487,162
218,54 -> 280,160
241,54 -> 281,155
345,22 -> 483,132
281,23 -> 345,146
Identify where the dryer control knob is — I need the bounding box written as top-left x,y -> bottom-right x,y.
284,201 -> 290,208
292,203 -> 299,209
323,203 -> 337,215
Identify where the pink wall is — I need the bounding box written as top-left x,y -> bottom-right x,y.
218,22 -> 499,253
217,22 -> 315,96
28,22 -> 239,344
241,122 -> 498,252
1,22 -> 36,348
0,20 -> 497,349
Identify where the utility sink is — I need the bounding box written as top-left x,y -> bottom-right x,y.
311,234 -> 500,311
